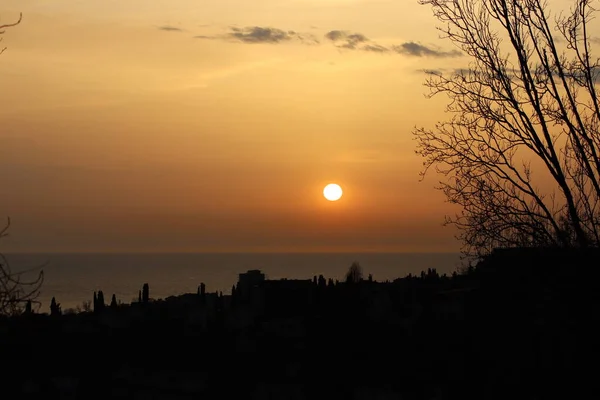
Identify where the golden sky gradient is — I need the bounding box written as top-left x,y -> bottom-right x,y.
0,0 -> 474,252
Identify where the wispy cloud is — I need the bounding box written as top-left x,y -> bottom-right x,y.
323,30 -> 461,58
362,44 -> 390,53
190,24 -> 461,58
325,30 -> 369,49
193,26 -> 319,45
230,26 -> 293,43
417,68 -> 444,75
193,35 -> 216,40
392,42 -> 461,58
158,26 -> 184,32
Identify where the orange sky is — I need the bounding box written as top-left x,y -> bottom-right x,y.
0,0 -> 475,252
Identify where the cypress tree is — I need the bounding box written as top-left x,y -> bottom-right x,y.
50,297 -> 61,316
97,291 -> 105,312
142,283 -> 149,304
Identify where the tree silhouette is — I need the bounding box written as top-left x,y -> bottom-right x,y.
0,17 -> 45,315
0,218 -> 44,316
345,261 -> 363,284
96,291 -> 105,312
318,275 -> 327,289
415,0 -> 600,257
142,283 -> 149,304
50,297 -> 61,316
0,12 -> 22,56
199,282 -> 206,304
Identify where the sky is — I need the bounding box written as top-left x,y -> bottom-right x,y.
0,0 -> 474,253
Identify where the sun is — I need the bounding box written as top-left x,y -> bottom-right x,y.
323,183 -> 343,201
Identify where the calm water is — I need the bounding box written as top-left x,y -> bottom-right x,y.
6,252 -> 463,312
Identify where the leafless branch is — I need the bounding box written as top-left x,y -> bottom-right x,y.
415,0 -> 600,258
0,12 -> 22,56
0,217 -> 45,316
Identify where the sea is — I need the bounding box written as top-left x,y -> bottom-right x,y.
5,252 -> 463,312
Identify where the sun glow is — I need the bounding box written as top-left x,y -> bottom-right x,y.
323,183 -> 343,201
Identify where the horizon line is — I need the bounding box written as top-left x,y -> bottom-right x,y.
2,250 -> 462,255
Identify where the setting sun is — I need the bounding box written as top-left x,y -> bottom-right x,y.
0,0 -> 466,254
323,183 -> 343,201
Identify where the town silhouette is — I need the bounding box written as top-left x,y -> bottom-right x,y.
3,247 -> 599,399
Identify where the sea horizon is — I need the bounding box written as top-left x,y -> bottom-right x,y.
3,250 -> 463,255
4,251 -> 465,312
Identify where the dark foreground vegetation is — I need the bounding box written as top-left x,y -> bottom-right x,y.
2,247 -> 599,399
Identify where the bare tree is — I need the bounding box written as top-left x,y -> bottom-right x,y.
0,12 -> 22,56
414,0 -> 600,258
0,14 -> 41,315
0,218 -> 44,316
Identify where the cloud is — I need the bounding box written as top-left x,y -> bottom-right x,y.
230,26 -> 293,43
324,30 -> 461,57
193,35 -> 216,40
417,68 -> 444,75
417,67 -> 597,87
392,42 -> 462,58
191,24 -> 461,58
363,44 -> 390,53
194,26 -> 319,45
325,30 -> 369,49
158,26 -> 184,32
417,67 -> 502,77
